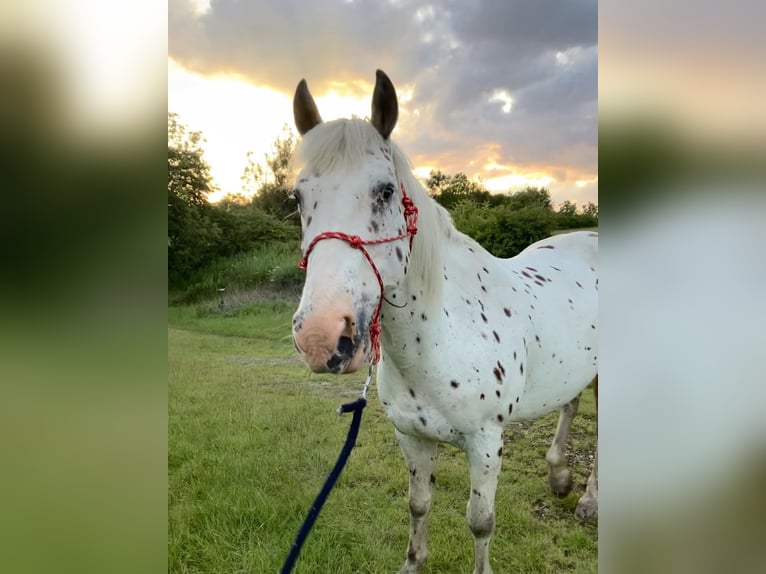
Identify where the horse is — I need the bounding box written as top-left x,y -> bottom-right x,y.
289,69 -> 598,574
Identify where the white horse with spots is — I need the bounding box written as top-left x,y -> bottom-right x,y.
290,70 -> 598,574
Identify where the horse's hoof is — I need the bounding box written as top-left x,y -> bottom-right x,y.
548,470 -> 572,497
575,496 -> 598,522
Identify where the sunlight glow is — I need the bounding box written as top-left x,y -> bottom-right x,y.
484,173 -> 555,193
413,166 -> 436,180
169,58 -> 292,202
315,89 -> 370,122
484,161 -> 512,171
576,177 -> 598,188
168,60 -> 392,202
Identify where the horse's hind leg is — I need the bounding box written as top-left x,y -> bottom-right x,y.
546,395 -> 580,497
576,375 -> 598,521
396,431 -> 438,574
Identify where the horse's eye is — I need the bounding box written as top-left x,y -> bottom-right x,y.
381,183 -> 395,201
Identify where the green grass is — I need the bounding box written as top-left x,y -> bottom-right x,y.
170,242 -> 304,305
169,303 -> 597,574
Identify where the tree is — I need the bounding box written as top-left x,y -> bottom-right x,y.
506,187 -> 553,212
558,200 -> 578,216
242,125 -> 298,220
426,170 -> 492,209
168,113 -> 221,285
582,202 -> 598,218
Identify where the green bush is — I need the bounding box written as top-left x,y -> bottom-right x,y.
451,201 -> 556,258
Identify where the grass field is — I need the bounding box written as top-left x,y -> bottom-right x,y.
169,301 -> 597,574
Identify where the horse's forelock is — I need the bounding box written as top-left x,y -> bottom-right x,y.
290,118 -> 383,178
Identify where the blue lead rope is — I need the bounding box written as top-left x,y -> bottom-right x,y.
280,366 -> 374,574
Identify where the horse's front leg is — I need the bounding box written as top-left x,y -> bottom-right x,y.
465,431 -> 504,574
396,431 -> 438,574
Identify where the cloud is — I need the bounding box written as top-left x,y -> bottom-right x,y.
169,0 -> 597,201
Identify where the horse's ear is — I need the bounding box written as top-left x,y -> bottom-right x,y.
371,69 -> 398,140
293,79 -> 323,136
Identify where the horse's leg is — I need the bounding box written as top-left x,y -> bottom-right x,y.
576,375 -> 598,521
396,431 -> 438,574
465,431 -> 504,574
546,395 -> 580,496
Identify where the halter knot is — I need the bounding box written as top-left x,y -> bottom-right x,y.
368,320 -> 381,363
348,235 -> 364,249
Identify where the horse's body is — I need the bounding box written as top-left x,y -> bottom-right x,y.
290,70 -> 597,574
378,230 -> 597,439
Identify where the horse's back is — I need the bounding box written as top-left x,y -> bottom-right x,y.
520,230 -> 598,268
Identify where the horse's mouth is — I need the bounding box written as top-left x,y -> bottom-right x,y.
294,334 -> 367,374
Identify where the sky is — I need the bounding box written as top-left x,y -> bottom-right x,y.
169,0 -> 598,206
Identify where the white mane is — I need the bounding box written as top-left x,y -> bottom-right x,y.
291,118 -> 458,304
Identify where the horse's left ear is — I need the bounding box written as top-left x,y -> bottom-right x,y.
371,69 -> 398,139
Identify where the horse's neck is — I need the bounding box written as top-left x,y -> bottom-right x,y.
379,275 -> 443,375
379,238 -> 480,374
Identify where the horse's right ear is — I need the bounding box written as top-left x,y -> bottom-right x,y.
293,79 -> 323,136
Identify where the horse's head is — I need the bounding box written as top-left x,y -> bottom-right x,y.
290,70 -> 413,374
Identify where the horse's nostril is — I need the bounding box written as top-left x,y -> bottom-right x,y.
342,315 -> 356,338
337,336 -> 354,357
326,354 -> 343,371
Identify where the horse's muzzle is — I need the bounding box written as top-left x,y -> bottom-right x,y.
292,310 -> 366,374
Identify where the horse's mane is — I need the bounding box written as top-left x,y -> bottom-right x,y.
291,118 -> 457,304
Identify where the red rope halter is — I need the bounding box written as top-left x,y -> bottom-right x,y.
298,182 -> 419,364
